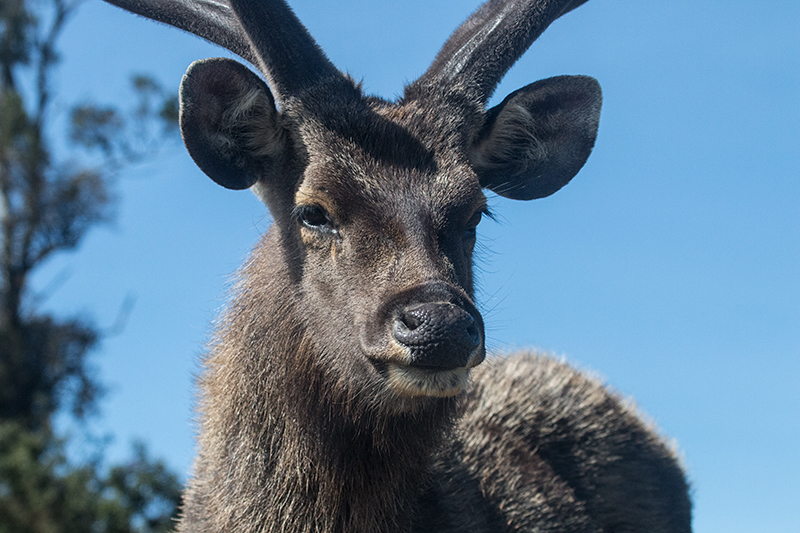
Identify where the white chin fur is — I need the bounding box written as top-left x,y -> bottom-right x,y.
386,364 -> 470,398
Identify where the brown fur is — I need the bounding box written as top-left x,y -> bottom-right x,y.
178,229 -> 690,533
102,1 -> 692,531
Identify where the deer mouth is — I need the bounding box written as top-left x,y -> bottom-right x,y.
372,346 -> 483,398
383,363 -> 472,398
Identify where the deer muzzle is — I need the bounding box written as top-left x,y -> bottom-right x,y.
392,302 -> 482,370
359,281 -> 485,398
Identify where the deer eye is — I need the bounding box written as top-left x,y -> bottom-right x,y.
463,209 -> 486,240
296,205 -> 337,235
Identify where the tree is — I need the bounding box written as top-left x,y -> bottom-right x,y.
0,426 -> 182,533
1,0 -> 182,530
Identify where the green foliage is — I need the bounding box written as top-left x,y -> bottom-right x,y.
1,0 -> 183,530
70,75 -> 178,163
0,422 -> 182,533
0,316 -> 99,428
0,1 -> 34,72
69,105 -> 124,156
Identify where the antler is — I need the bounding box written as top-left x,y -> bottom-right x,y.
104,0 -> 257,65
226,0 -> 345,102
407,0 -> 590,105
104,0 -> 345,103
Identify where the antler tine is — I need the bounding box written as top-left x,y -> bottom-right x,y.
105,0 -> 347,104
227,0 -> 347,103
104,0 -> 258,66
407,0 -> 589,106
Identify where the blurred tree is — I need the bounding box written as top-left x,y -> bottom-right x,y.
0,424 -> 182,533
0,0 -> 181,531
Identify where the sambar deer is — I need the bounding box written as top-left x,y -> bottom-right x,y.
104,0 -> 692,531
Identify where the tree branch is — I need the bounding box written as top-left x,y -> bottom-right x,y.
33,0 -> 79,129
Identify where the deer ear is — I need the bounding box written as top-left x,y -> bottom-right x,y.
179,58 -> 285,190
471,75 -> 602,200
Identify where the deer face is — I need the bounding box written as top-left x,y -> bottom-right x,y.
287,103 -> 490,400
178,52 -> 600,402
149,0 -> 601,403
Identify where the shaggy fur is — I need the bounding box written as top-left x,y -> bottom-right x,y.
177,228 -> 691,532
102,1 -> 693,531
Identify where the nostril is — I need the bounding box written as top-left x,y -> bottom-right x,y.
399,309 -> 424,331
466,322 -> 480,346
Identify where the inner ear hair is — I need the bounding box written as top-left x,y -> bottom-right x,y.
472,75 -> 602,201
218,80 -> 285,161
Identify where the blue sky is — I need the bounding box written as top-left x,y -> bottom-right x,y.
31,0 -> 799,530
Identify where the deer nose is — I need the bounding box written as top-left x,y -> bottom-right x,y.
392,302 -> 482,369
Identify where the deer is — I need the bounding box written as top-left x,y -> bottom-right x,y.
103,0 -> 692,531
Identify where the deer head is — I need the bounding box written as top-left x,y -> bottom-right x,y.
106,0 -> 601,405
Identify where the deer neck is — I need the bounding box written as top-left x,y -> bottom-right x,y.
194,230 -> 459,532
267,394 -> 455,532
